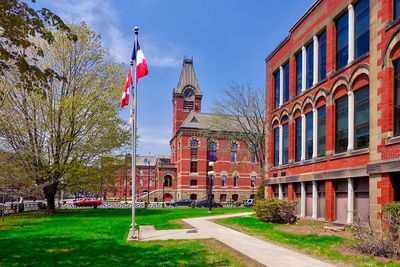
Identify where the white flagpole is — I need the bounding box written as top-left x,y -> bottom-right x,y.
131,26 -> 139,238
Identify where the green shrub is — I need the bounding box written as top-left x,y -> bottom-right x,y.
254,198 -> 297,224
254,180 -> 265,203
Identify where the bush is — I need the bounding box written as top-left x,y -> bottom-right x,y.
351,202 -> 400,258
254,198 -> 297,224
254,180 -> 265,203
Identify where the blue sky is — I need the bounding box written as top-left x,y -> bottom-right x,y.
38,0 -> 315,156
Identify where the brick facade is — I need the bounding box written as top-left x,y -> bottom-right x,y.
265,0 -> 400,227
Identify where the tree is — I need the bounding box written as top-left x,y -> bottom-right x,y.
207,83 -> 266,181
0,23 -> 130,214
0,0 -> 75,103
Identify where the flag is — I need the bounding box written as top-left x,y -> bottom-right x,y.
121,68 -> 133,108
132,41 -> 148,82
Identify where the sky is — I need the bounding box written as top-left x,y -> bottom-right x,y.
37,0 -> 315,156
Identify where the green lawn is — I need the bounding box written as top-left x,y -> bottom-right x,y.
0,208 -> 252,267
216,215 -> 400,267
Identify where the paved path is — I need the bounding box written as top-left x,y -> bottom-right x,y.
136,212 -> 336,267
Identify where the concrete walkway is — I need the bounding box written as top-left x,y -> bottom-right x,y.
135,212 -> 336,267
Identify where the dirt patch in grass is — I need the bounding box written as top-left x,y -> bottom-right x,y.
201,239 -> 263,267
169,219 -> 193,229
276,218 -> 352,239
334,242 -> 400,265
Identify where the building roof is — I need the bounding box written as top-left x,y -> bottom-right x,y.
136,156 -> 157,167
173,57 -> 202,96
179,110 -> 246,133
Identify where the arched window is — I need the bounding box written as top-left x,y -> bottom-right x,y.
190,139 -> 198,173
190,194 -> 197,200
209,141 -> 217,162
317,106 -> 326,157
221,175 -> 227,187
163,175 -> 172,187
190,139 -> 198,159
233,175 -> 239,187
251,176 -> 256,187
394,59 -> 400,136
139,169 -> 143,176
230,143 -> 237,162
336,95 -> 348,153
354,86 -> 369,149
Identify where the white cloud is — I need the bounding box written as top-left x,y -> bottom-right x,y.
42,0 -> 181,67
137,125 -> 171,155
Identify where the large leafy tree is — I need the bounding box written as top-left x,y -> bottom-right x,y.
0,23 -> 130,214
0,0 -> 75,101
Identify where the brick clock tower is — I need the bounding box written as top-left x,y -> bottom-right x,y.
172,57 -> 202,136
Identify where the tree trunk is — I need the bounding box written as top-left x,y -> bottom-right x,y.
43,183 -> 58,215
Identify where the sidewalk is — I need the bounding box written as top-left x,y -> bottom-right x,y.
135,212 -> 336,267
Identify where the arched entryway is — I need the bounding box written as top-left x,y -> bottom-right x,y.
190,194 -> 197,201
163,193 -> 173,202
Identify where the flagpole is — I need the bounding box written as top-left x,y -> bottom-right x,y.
131,26 -> 139,238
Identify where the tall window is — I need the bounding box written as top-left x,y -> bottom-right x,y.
209,141 -> 217,162
283,63 -> 289,103
190,139 -> 198,159
249,144 -> 256,163
283,123 -> 289,164
296,52 -> 302,95
317,106 -> 326,157
295,117 -> 302,162
251,176 -> 256,187
306,112 -> 313,159
319,31 -> 327,81
221,175 -> 226,187
395,59 -> 400,136
306,42 -> 314,88
190,139 -> 198,172
354,86 -> 369,149
396,0 -> 400,19
355,0 -> 369,58
190,161 -> 197,173
233,175 -> 239,187
337,12 -> 349,70
139,169 -> 143,176
230,143 -> 237,162
274,128 -> 279,166
336,95 -> 349,153
275,71 -> 280,108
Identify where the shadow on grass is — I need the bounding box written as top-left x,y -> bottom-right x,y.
0,235 -> 227,266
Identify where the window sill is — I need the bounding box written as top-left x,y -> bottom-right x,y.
386,17 -> 400,31
190,173 -> 199,176
291,156 -> 327,167
387,135 -> 400,146
271,101 -> 291,113
330,148 -> 369,160
329,53 -> 369,79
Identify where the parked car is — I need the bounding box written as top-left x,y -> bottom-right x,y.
73,198 -> 102,208
171,199 -> 193,207
195,200 -> 222,208
243,199 -> 254,207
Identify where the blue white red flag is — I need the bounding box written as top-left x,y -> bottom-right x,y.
132,41 -> 148,82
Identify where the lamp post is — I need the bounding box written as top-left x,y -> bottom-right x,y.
207,161 -> 216,214
147,152 -> 151,205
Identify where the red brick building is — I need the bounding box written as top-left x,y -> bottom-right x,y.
265,0 -> 400,227
109,58 -> 261,203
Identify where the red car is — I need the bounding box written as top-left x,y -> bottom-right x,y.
73,198 -> 102,208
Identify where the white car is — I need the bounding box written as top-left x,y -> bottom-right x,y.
243,199 -> 254,207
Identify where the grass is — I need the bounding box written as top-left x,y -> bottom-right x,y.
216,215 -> 400,267
0,208 -> 252,267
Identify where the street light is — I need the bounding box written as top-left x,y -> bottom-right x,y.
207,161 -> 216,214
